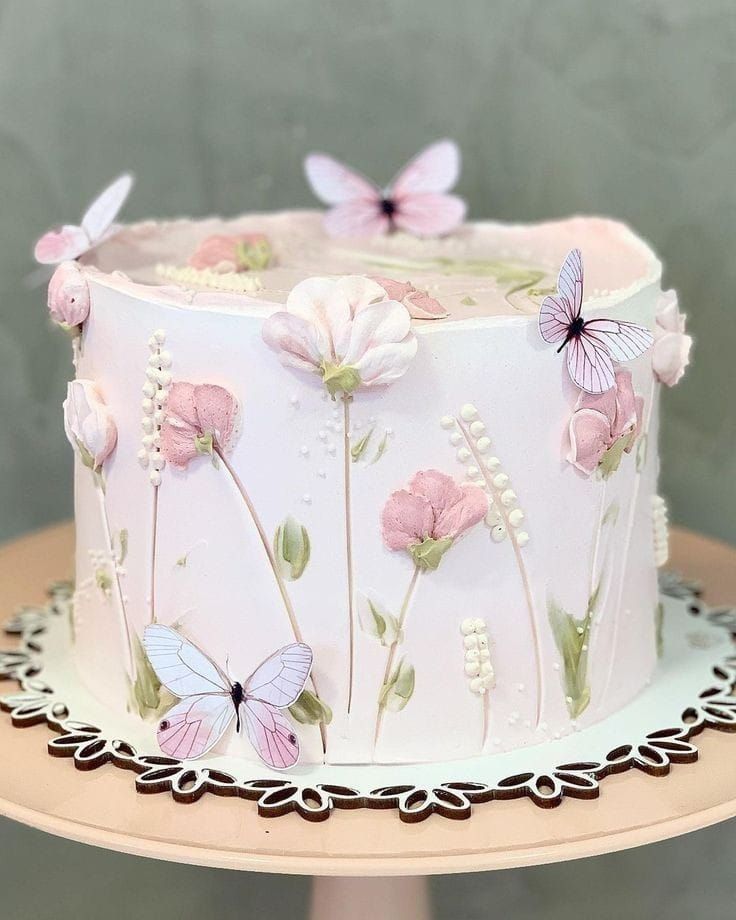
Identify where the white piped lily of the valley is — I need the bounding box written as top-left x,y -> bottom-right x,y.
460,618 -> 495,694
63,379 -> 117,472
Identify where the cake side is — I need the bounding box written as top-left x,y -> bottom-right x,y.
61,214 -> 673,766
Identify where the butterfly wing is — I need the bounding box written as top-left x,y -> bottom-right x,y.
34,225 -> 90,264
389,139 -> 464,237
304,153 -> 380,205
143,624 -> 230,697
323,200 -> 390,238
582,318 -> 654,362
81,172 -> 134,243
242,698 -> 300,769
538,248 -> 584,343
567,330 -> 616,394
244,642 -> 313,708
156,694 -> 235,759
392,193 -> 466,237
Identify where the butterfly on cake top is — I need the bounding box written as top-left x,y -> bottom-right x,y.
143,625 -> 312,768
305,139 -> 466,238
34,172 -> 134,264
539,248 -> 654,394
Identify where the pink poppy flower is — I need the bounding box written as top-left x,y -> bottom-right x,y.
63,379 -> 117,471
161,382 -> 239,469
262,276 -> 417,397
568,368 -> 644,476
652,291 -> 692,387
188,233 -> 272,273
381,470 -> 488,571
371,276 -> 449,320
47,261 -> 90,330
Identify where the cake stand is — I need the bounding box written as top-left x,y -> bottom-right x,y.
1,522 -> 735,920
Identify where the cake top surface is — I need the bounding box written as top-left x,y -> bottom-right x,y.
80,210 -> 661,323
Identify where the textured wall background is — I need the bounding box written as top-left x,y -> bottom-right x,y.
0,1 -> 735,917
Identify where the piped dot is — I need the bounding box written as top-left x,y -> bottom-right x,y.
460,404 -> 478,421
440,415 -> 455,429
469,421 -> 486,437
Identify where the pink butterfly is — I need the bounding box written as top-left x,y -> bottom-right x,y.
304,139 -> 465,239
539,248 -> 653,394
142,625 -> 312,769
34,172 -> 134,264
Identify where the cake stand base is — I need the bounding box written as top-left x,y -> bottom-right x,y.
1,523 -> 736,909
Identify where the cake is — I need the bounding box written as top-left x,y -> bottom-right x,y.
37,142 -> 692,769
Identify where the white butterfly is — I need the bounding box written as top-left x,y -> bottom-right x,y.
304,139 -> 465,239
34,172 -> 134,264
142,625 -> 312,769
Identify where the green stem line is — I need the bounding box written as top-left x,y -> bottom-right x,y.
343,396 -> 356,716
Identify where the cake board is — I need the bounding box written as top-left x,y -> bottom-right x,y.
1,522 -> 736,920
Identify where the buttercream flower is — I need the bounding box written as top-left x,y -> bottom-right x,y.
567,368 -> 644,476
381,470 -> 488,570
161,382 -> 239,469
48,261 -> 90,331
371,275 -> 448,320
63,379 -> 117,471
262,275 -> 417,397
652,291 -> 692,387
188,233 -> 272,273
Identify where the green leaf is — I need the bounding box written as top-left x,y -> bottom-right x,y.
320,361 -> 361,398
371,431 -> 390,464
117,529 -> 129,565
274,516 -> 311,580
234,237 -> 273,271
598,433 -> 630,478
95,567 -> 112,597
379,658 -> 415,712
548,598 -> 592,718
602,501 -> 620,527
636,433 -> 648,472
655,601 -> 664,657
460,295 -> 477,306
288,689 -> 333,725
351,427 -> 374,462
358,594 -> 402,646
129,634 -> 175,718
409,536 -> 453,571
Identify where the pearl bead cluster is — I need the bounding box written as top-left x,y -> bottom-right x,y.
137,329 -> 171,486
652,494 -> 669,567
440,404 -> 529,548
460,617 -> 495,694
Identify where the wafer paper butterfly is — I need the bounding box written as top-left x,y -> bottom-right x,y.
304,139 -> 465,239
34,173 -> 134,264
539,248 -> 653,394
142,625 -> 312,769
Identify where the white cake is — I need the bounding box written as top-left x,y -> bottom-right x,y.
44,201 -> 692,768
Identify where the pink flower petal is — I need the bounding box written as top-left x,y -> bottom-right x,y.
408,470 -> 463,517
381,490 -> 434,551
262,311 -> 325,373
610,368 -> 638,440
371,276 -> 414,302
34,226 -> 89,264
194,384 -> 238,450
405,290 -> 449,319
47,261 -> 90,327
568,408 -> 613,475
433,483 -> 488,540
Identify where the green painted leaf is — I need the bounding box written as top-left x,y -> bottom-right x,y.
409,536 -> 453,571
379,658 -> 415,712
599,433 -> 630,478
320,361 -> 361,397
371,431 -> 390,464
129,634 -> 175,718
548,598 -> 592,718
95,567 -> 112,597
636,433 -> 649,472
358,594 -> 402,647
274,517 -> 311,581
351,427 -> 374,462
117,529 -> 129,565
602,501 -> 620,527
288,689 -> 333,725
460,295 -> 477,306
655,601 -> 665,657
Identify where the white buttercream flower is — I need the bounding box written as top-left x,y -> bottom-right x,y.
262,276 -> 417,397
63,379 -> 117,471
652,291 -> 692,387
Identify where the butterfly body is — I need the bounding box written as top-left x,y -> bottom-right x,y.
143,625 -> 312,769
539,248 -> 653,394
304,140 -> 466,239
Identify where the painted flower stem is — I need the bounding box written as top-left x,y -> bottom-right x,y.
95,482 -> 136,682
214,447 -> 327,755
373,564 -> 421,754
149,486 -> 159,625
456,418 -> 544,728
343,395 -> 357,715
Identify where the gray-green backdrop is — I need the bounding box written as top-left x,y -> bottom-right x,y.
0,2 -> 734,918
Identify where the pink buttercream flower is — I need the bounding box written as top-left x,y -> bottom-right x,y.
161,382 -> 239,469
381,470 -> 488,571
568,368 -> 644,476
188,233 -> 272,273
371,276 -> 449,320
63,379 -> 117,471
652,291 -> 692,388
47,261 -> 90,330
262,275 -> 417,397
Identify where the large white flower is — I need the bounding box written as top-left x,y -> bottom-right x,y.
63,379 -> 117,471
652,291 -> 692,388
262,276 -> 417,396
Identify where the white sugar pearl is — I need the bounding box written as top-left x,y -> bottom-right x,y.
517,531 -> 530,547
470,677 -> 484,693
149,470 -> 162,486
482,673 -> 495,689
465,661 -> 481,677
476,436 -> 491,453
318,430 -> 328,441
147,336 -> 158,350
491,524 -> 507,542
440,415 -> 455,429
508,508 -> 525,527
480,661 -> 493,676
142,398 -> 154,414
469,421 -> 485,437
467,466 -> 480,479
460,404 -> 478,421
142,381 -> 156,399
477,635 -> 488,650
463,635 -> 478,650
137,449 -> 149,468
501,489 -> 517,507
153,329 -> 166,343
449,432 -> 462,446
493,473 -> 509,489
465,648 -> 480,662
148,354 -> 160,368
157,371 -> 172,388
485,456 -> 500,471
141,435 -> 154,449
141,417 -> 154,433
146,367 -> 158,382
153,409 -> 166,424
457,447 -> 471,463
460,618 -> 476,635
158,351 -> 172,368
473,617 -> 485,632
486,506 -> 502,527
151,453 -> 166,472
479,648 -> 491,662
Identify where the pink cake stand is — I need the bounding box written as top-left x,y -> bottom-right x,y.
1,522 -> 735,920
